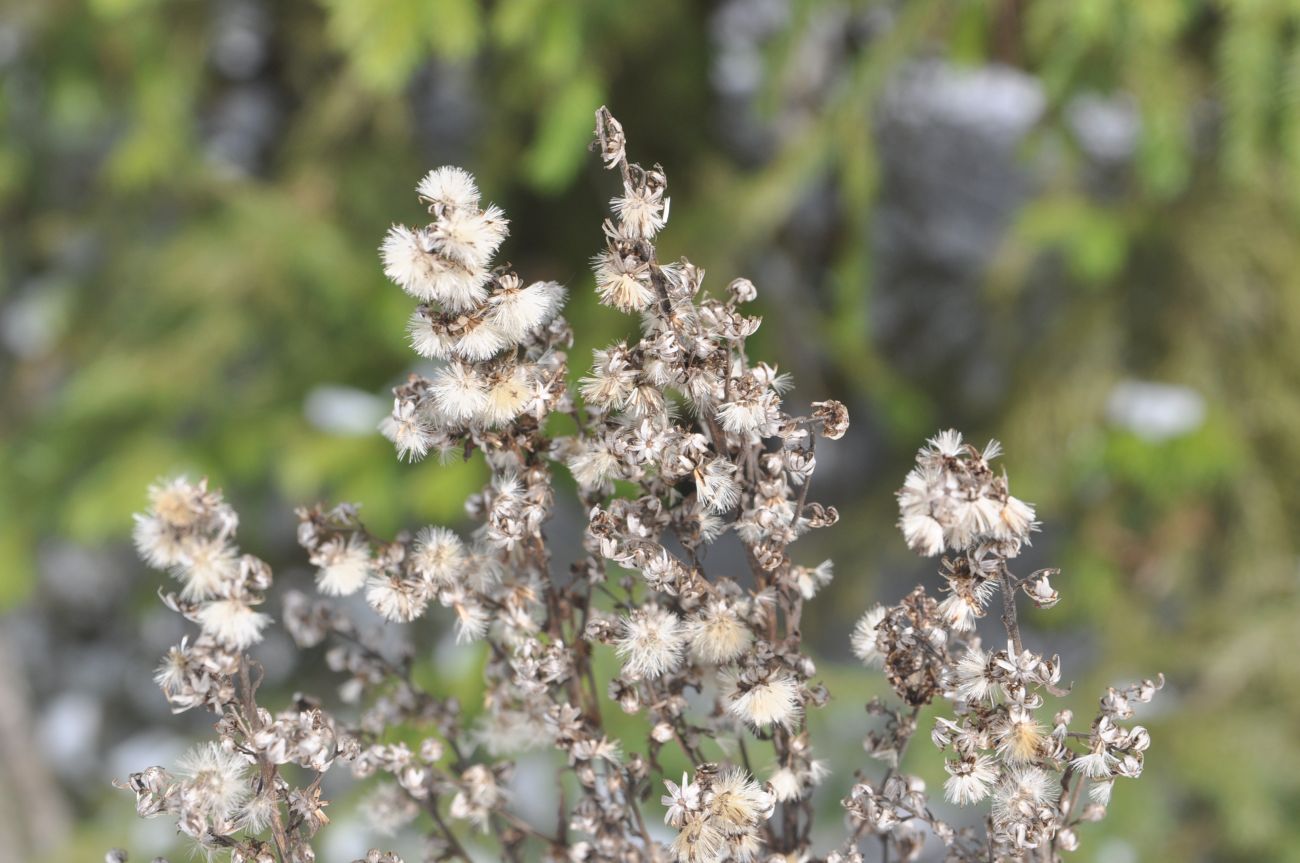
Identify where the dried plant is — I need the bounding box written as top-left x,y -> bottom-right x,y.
113,108 -> 1160,863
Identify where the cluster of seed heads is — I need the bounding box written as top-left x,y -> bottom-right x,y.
115,108 -> 1158,863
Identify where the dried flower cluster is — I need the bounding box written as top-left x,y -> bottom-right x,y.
837,434 -> 1162,862
115,108 -> 1158,863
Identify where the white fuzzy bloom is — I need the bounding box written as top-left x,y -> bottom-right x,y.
611,188 -> 668,238
132,514 -> 186,569
938,592 -> 979,632
580,345 -> 637,408
147,476 -> 209,529
992,765 -> 1060,828
724,671 -> 802,729
671,819 -> 725,863
176,536 -> 239,601
379,226 -> 427,290
996,705 -> 1047,764
793,560 -> 834,600
950,646 -> 995,703
716,392 -> 777,435
900,513 -> 945,557
154,639 -> 193,694
593,251 -> 655,312
240,793 -> 278,834
197,599 -> 270,649
411,526 -> 466,587
452,599 -> 491,644
313,535 -> 371,597
381,224 -> 492,310
1089,779 -> 1114,805
614,606 -> 686,679
708,767 -> 775,832
429,204 -> 508,271
406,309 -> 454,360
927,429 -> 965,458
449,764 -> 503,830
567,443 -> 621,490
694,457 -> 741,514
487,280 -> 566,343
997,495 -> 1036,540
944,754 -> 999,806
380,226 -> 450,303
1071,745 -> 1116,780
365,575 -> 428,623
768,767 -> 803,803
433,363 -> 489,425
437,272 -> 494,313
622,383 -> 667,420
416,166 -> 480,210
384,399 -> 436,463
686,602 -> 753,664
851,605 -> 887,668
451,319 -> 508,362
482,367 -> 532,427
176,741 -> 251,822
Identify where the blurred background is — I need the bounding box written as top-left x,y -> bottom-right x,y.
3,0 -> 1299,860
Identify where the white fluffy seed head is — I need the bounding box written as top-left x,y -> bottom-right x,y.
176,535 -> 239,601
487,280 -> 566,343
611,188 -> 667,238
381,225 -> 442,302
430,265 -> 492,312
433,363 -> 489,425
365,575 -> 428,623
411,526 -> 466,587
147,477 -> 208,529
992,765 -> 1060,827
567,444 -> 621,490
996,706 -> 1047,764
951,646 -> 995,703
944,754 -> 999,806
416,166 -> 480,211
451,319 -> 508,362
686,602 -> 753,664
176,741 -> 251,821
384,400 -> 436,462
615,606 -> 686,679
724,671 -> 802,729
314,535 -> 371,597
133,513 -> 186,569
429,205 -> 507,271
708,767 -> 775,832
900,513 -> 945,557
768,767 -> 803,802
407,309 -> 454,360
381,225 -> 491,310
481,367 -> 532,427
197,599 -> 270,650
694,457 -> 741,514
851,605 -> 887,668
593,252 -> 655,313
938,593 -> 979,632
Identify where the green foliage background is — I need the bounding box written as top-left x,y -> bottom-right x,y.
3,0 -> 1299,860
